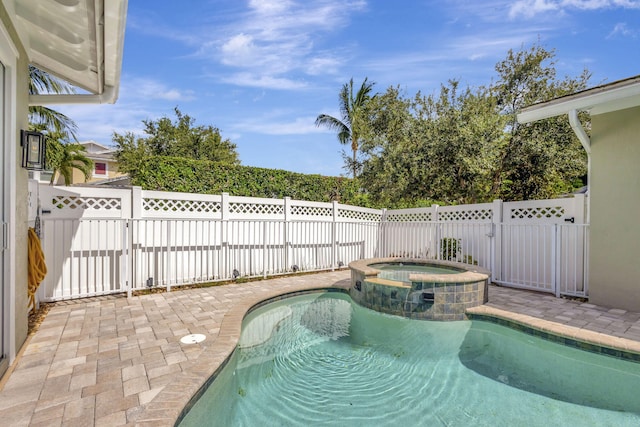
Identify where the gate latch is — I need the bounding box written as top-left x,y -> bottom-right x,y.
564,217 -> 575,223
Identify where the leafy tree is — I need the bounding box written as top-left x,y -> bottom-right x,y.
28,65 -> 78,140
359,82 -> 504,205
358,85 -> 423,205
410,81 -> 504,204
358,43 -> 589,205
316,78 -> 375,178
491,43 -> 590,200
114,108 -> 240,179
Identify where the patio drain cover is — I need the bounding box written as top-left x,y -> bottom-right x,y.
180,333 -> 206,344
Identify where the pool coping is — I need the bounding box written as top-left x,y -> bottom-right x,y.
466,305 -> 640,361
348,257 -> 491,283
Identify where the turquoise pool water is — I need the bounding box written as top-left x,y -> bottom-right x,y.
179,292 -> 640,427
372,262 -> 461,282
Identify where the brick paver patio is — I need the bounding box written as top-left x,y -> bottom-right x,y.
1,270 -> 640,426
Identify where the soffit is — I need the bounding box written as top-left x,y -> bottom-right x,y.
3,0 -> 127,96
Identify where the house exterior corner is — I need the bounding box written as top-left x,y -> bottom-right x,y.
588,106 -> 640,311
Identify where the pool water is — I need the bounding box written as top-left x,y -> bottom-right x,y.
372,262 -> 461,282
179,292 -> 640,427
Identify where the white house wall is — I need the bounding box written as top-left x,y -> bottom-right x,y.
0,4 -> 30,369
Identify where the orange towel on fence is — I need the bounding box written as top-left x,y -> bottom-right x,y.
27,227 -> 47,313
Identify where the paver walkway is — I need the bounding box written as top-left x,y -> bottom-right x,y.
1,270 -> 639,426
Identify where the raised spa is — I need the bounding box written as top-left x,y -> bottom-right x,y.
349,258 -> 490,320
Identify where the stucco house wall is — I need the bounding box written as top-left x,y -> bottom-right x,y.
1,4 -> 30,365
589,106 -> 640,310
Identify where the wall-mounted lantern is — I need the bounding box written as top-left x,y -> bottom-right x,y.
21,130 -> 46,171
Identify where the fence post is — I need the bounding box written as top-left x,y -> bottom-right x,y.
121,219 -> 130,298
573,193 -> 586,224
377,208 -> 387,257
331,200 -> 338,270
263,221 -> 268,279
221,193 -> 229,278
127,187 -> 143,297
121,187 -> 137,298
432,204 -> 441,260
131,186 -> 142,219
552,224 -> 559,297
491,199 -> 503,283
283,197 -> 290,272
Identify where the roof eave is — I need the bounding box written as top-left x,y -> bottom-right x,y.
517,76 -> 640,124
5,0 -> 128,105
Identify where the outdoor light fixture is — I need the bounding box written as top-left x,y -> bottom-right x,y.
21,130 -> 46,171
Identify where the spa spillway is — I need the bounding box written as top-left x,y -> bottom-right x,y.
349,258 -> 490,320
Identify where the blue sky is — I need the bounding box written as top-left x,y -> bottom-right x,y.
59,0 -> 640,177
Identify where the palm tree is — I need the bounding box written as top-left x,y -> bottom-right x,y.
28,65 -> 78,140
44,131 -> 93,185
316,77 -> 375,178
28,65 -> 92,184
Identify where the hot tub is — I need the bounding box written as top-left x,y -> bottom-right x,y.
349,258 -> 490,320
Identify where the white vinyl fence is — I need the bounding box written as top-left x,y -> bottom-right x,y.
30,182 -> 588,302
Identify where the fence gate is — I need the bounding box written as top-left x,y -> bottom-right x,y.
494,195 -> 588,296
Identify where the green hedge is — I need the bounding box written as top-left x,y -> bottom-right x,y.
131,156 -> 372,205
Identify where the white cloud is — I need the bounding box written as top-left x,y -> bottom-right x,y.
247,0 -> 294,15
221,73 -> 308,90
509,0 -> 558,19
55,76 -> 201,145
608,22 -> 639,38
210,0 -> 367,88
221,33 -> 257,66
305,55 -> 342,75
125,78 -> 196,101
509,0 -> 640,19
57,102 -> 148,145
233,114 -> 323,135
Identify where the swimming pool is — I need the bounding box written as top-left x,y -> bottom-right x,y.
179,292 -> 640,426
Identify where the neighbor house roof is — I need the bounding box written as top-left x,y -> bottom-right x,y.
80,140 -> 113,154
4,0 -> 127,104
518,75 -> 640,123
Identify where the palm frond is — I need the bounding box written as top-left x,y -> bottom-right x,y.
29,106 -> 78,140
29,65 -> 74,95
29,65 -> 78,141
315,114 -> 350,145
317,77 -> 375,178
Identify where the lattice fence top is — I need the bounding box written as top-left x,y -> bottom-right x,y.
51,195 -> 121,211
291,205 -> 333,217
385,211 -> 433,222
338,209 -> 381,222
510,206 -> 565,220
229,202 -> 284,216
439,208 -> 493,222
143,198 -> 221,213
